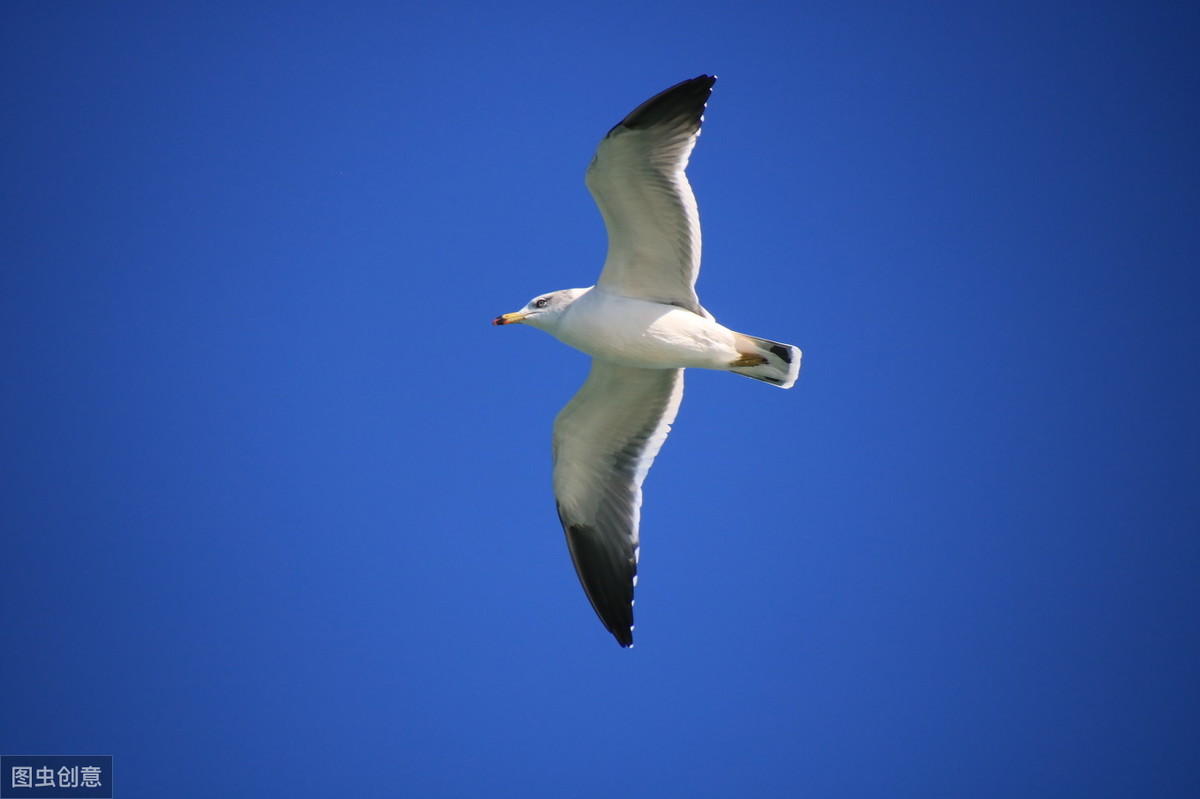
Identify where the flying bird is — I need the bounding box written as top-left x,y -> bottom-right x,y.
494,75 -> 801,647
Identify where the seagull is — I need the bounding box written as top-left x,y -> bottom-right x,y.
494,75 -> 801,647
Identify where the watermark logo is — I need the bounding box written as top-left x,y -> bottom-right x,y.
1,757 -> 111,799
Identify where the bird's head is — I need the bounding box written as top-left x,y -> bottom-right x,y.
493,288 -> 587,331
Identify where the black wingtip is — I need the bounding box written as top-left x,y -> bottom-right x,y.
609,74 -> 717,134
560,518 -> 637,648
611,620 -> 634,648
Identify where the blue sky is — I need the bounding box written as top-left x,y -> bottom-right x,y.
3,2 -> 1198,796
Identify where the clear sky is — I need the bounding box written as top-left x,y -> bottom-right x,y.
3,2 -> 1198,797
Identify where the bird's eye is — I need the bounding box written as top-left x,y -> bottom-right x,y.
534,298 -> 549,309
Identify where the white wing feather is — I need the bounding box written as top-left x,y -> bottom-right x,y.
552,361 -> 684,646
586,76 -> 715,314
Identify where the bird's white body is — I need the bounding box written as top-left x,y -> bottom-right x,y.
537,286 -> 739,371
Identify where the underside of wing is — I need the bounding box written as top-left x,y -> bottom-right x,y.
586,75 -> 715,314
552,361 -> 685,647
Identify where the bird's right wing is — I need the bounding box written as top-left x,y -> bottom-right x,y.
552,360 -> 685,647
585,75 -> 715,314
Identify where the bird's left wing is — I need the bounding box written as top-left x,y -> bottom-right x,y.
552,360 -> 685,647
586,75 -> 715,314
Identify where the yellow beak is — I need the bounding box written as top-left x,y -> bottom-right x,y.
493,312 -> 527,326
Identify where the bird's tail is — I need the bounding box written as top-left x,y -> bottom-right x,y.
729,334 -> 802,389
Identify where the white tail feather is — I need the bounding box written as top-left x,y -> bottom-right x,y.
730,334 -> 802,388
